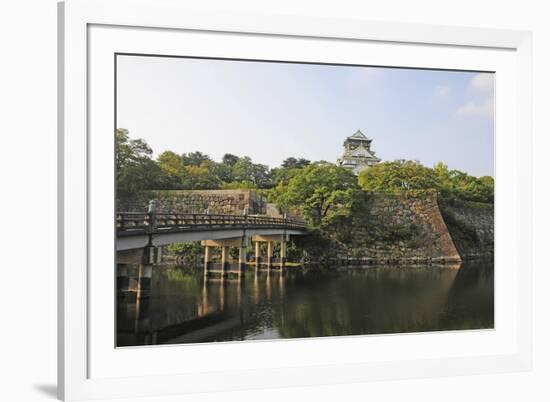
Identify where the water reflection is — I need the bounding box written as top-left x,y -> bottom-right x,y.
116,261 -> 494,346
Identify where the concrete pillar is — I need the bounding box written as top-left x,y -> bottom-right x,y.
145,246 -> 162,264
203,246 -> 211,277
280,237 -> 287,269
238,246 -> 247,276
255,241 -> 260,266
267,241 -> 273,269
137,264 -> 153,299
117,264 -> 130,293
221,246 -> 229,275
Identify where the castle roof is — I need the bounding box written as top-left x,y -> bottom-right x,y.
347,129 -> 370,141
351,144 -> 375,158
342,144 -> 380,160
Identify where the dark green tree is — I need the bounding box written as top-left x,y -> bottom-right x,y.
116,128 -> 163,196
157,150 -> 183,188
358,160 -> 438,192
275,162 -> 359,227
181,151 -> 211,167
222,153 -> 239,167
281,157 -> 311,169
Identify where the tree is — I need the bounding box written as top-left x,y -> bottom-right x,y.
157,151 -> 183,188
116,128 -> 153,171
433,161 -> 494,202
359,159 -> 494,203
358,160 -> 438,192
231,156 -> 273,188
181,162 -> 221,189
116,128 -> 163,196
222,153 -> 239,167
181,151 -> 211,167
231,156 -> 253,183
275,163 -> 359,227
270,167 -> 299,186
281,157 -> 310,169
270,157 -> 311,187
250,163 -> 272,188
158,151 -> 182,175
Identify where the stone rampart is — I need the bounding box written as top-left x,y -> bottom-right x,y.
117,189 -> 268,215
438,198 -> 494,260
340,191 -> 462,263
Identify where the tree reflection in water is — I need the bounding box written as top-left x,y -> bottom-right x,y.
116,260 -> 494,347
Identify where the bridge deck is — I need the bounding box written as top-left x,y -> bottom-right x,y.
118,212 -> 306,235
116,212 -> 308,250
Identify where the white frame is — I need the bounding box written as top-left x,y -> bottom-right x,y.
58,0 -> 533,400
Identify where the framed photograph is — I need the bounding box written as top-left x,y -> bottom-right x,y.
58,0 -> 533,400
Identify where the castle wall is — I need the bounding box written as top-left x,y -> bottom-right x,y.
117,189 -> 268,215
438,198 -> 494,260
336,191 -> 462,264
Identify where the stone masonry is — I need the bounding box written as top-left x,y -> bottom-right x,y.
438,198 -> 494,260
118,189 -> 268,215
342,191 -> 462,263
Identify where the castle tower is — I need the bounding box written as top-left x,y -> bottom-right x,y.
337,129 -> 381,175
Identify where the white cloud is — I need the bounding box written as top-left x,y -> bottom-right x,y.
434,85 -> 451,99
456,97 -> 494,118
469,73 -> 494,92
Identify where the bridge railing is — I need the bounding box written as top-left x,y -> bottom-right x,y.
116,212 -> 307,235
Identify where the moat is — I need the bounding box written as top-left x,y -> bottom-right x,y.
117,260 -> 494,346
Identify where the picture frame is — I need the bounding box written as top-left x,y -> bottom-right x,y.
58,0 -> 533,400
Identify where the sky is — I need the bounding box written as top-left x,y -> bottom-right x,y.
116,55 -> 494,177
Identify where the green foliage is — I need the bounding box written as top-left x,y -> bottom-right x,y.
166,241 -> 202,255
436,163 -> 494,203
359,160 -> 494,203
273,163 -> 359,227
281,157 -> 310,169
358,160 -> 438,191
157,150 -> 184,188
181,151 -> 211,167
116,128 -> 164,196
231,156 -> 272,188
222,153 -> 239,167
269,167 -> 301,187
290,228 -> 337,264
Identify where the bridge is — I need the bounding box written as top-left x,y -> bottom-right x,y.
116,212 -> 308,291
117,212 -> 307,250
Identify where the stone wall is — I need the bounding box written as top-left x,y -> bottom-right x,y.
118,189 -> 268,215
438,198 -> 494,260
340,191 -> 462,263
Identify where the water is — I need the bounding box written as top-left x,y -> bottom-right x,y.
116,261 -> 494,346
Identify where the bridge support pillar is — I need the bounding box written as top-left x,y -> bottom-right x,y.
221,246 -> 229,276
137,264 -> 153,299
267,241 -> 273,269
203,245 -> 211,277
117,264 -> 130,293
144,246 -> 162,264
254,241 -> 261,267
238,246 -> 247,276
280,235 -> 287,269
